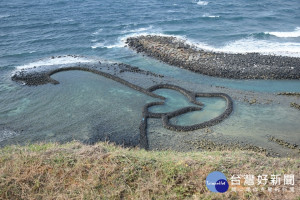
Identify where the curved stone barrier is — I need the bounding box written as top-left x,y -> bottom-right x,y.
143,102 -> 165,118
195,93 -> 233,122
162,106 -> 202,131
126,35 -> 300,79
12,66 -> 164,100
162,93 -> 233,132
140,102 -> 164,148
12,65 -> 233,150
144,85 -> 233,134
148,84 -> 203,106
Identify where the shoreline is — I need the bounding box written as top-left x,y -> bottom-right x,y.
126,35 -> 300,79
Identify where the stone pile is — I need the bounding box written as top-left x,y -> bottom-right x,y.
126,35 -> 300,79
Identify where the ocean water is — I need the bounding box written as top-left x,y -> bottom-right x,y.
0,0 -> 299,151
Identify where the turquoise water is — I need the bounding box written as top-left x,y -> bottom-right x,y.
172,97 -> 226,126
0,71 -> 155,146
149,89 -> 201,113
149,89 -> 226,126
121,54 -> 300,92
0,0 -> 299,148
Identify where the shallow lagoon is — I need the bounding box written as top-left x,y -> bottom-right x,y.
0,70 -> 155,146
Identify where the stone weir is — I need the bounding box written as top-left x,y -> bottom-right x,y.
12,63 -> 233,150
126,35 -> 300,79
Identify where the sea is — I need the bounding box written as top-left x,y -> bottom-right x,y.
0,0 -> 299,152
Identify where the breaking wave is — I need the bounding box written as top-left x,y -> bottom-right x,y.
266,27 -> 300,38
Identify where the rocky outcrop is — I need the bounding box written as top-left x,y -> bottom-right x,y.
126,35 -> 300,79
290,102 -> 300,111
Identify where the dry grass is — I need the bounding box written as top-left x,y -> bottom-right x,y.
0,141 -> 299,200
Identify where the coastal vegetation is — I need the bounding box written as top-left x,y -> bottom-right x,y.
0,141 -> 299,199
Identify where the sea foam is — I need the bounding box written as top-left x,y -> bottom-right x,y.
92,26 -> 157,49
92,28 -> 103,35
125,33 -> 300,58
0,14 -> 11,19
91,41 -> 124,49
0,129 -> 18,143
154,33 -> 300,57
266,27 -> 300,38
12,55 -> 98,76
121,25 -> 153,34
196,1 -> 208,6
202,14 -> 220,18
193,38 -> 300,57
91,42 -> 105,49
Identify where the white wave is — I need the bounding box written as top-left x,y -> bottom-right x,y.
193,38 -> 300,57
14,55 -> 97,71
91,42 -> 105,49
202,14 -> 220,18
126,33 -> 300,57
0,14 -> 11,19
130,33 -> 300,57
106,43 -> 124,48
121,25 -> 153,34
196,1 -> 208,6
91,41 -> 124,49
266,27 -> 300,38
92,26 -> 160,49
92,28 -> 103,35
167,10 -> 176,13
52,18 -> 75,25
0,129 -> 18,142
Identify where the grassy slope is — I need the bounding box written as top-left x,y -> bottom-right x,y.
0,142 -> 299,200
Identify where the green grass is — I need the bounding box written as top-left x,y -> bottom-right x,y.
0,141 -> 299,200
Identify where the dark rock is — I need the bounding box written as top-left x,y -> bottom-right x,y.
126,35 -> 300,80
